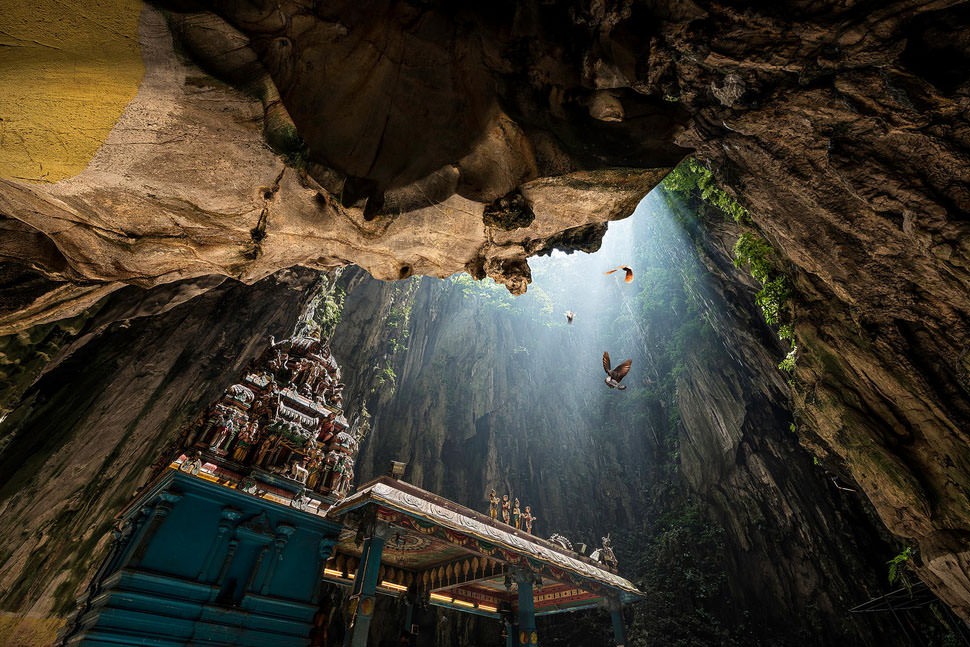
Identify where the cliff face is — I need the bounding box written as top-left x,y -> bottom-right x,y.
328,193 -> 924,644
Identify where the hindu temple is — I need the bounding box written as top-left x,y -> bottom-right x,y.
55,328 -> 643,647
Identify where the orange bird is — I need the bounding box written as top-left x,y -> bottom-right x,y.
605,266 -> 634,283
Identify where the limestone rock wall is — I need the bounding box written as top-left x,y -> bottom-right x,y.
328,233 -> 915,644
0,0 -> 968,627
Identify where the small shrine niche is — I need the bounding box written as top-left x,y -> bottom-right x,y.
191,333 -> 365,498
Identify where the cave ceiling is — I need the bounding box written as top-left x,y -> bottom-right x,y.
2,0 -> 970,624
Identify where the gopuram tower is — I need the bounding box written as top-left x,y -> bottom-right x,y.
57,330 -> 362,646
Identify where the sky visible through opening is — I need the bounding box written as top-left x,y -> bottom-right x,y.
508,186 -> 701,409
438,183 -> 709,475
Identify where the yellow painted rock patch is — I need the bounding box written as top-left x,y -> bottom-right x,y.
0,0 -> 144,182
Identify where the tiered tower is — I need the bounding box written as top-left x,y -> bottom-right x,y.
183,333 -> 366,505
57,333 -> 361,647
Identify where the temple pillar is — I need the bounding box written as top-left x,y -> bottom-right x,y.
345,524 -> 390,647
514,569 -> 538,647
504,619 -> 515,647
128,491 -> 182,566
609,599 -> 627,647
403,596 -> 414,634
313,537 -> 339,604
199,506 -> 244,581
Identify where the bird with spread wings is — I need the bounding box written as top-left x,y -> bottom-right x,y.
602,352 -> 632,390
605,265 -> 634,283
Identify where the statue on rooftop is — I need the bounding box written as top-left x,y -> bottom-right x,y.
599,534 -> 618,569
180,451 -> 202,475
488,489 -> 499,520
255,432 -> 279,466
501,495 -> 511,524
522,506 -> 535,534
305,448 -> 325,489
512,498 -> 521,529
549,533 -> 572,551
231,422 -> 257,462
210,411 -> 244,452
290,457 -> 310,484
334,455 -> 354,496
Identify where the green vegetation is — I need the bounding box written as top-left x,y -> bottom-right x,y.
303,273 -> 346,340
663,158 -> 798,377
451,274 -> 554,321
732,232 -> 791,328
661,158 -> 749,224
888,546 -> 913,584
627,506 -> 744,647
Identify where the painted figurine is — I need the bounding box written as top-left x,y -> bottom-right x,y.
335,457 -> 354,495
208,412 -> 233,450
254,432 -> 279,466
180,451 -> 202,475
501,495 -> 511,524
522,506 -> 535,534
290,457 -> 310,484
305,448 -> 324,489
512,498 -> 521,529
231,423 -> 256,462
600,534 -> 618,569
488,489 -> 499,520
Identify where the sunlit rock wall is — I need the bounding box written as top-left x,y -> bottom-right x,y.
328,207 -> 917,645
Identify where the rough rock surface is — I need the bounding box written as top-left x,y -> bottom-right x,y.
0,0 -> 968,623
0,3 -> 673,332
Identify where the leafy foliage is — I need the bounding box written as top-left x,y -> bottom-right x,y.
451,274 -> 554,321
664,158 -> 799,377
661,158 -> 749,223
303,273 -> 345,340
732,233 -> 792,327
888,546 -> 913,584
627,506 -> 746,647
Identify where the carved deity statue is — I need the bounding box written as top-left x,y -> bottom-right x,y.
180,451 -> 202,475
512,498 -> 521,529
488,489 -> 499,520
522,506 -> 535,534
210,412 -> 243,452
600,534 -> 618,569
305,448 -> 325,489
255,433 -> 279,466
290,458 -> 310,484
501,495 -> 511,525
231,422 -> 257,462
334,455 -> 354,496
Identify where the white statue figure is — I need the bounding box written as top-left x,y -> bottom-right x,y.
290,458 -> 310,484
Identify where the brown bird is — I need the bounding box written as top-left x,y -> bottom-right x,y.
605,266 -> 634,283
606,265 -> 633,283
565,310 -> 576,324
602,352 -> 632,390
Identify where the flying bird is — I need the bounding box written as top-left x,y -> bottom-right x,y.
605,266 -> 634,283
602,352 -> 632,390
565,310 -> 576,324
